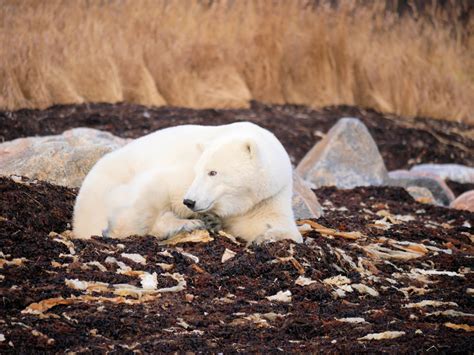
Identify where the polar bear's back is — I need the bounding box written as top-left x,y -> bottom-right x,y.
117,121 -> 277,171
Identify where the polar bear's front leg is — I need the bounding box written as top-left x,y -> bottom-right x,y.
199,213 -> 223,232
150,211 -> 205,239
251,227 -> 299,246
104,195 -> 159,239
224,186 -> 303,245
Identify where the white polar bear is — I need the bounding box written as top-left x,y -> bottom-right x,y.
73,122 -> 302,245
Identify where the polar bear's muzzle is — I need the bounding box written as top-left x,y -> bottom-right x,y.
183,199 -> 196,210
183,175 -> 220,213
182,198 -> 214,213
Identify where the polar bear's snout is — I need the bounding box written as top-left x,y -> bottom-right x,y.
182,192 -> 214,213
183,198 -> 196,210
183,174 -> 218,213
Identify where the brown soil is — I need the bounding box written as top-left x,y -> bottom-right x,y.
1,176 -> 473,353
1,102 -> 473,171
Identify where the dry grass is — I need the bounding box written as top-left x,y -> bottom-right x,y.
0,0 -> 472,123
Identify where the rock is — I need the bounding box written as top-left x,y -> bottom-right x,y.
386,170 -> 455,206
0,128 -> 130,187
406,186 -> 438,205
411,164 -> 474,184
292,172 -> 323,219
450,190 -> 474,212
297,118 -> 388,189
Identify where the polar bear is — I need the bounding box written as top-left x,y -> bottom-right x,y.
73,122 -> 302,244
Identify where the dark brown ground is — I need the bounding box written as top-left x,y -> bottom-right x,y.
1,177 -> 473,353
1,103 -> 473,352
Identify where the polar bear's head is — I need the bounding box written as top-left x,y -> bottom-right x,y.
183,136 -> 275,218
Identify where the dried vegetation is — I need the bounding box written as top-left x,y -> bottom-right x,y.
1,177 -> 473,352
0,0 -> 473,122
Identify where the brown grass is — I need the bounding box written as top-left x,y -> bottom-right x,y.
0,0 -> 473,123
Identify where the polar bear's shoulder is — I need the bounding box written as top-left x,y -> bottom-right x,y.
222,121 -> 271,136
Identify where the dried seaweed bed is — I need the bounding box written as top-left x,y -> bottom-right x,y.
1,177 -> 473,353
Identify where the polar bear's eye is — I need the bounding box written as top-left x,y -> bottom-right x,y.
208,170 -> 217,176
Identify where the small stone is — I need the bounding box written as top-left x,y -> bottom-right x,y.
0,128 -> 130,187
292,172 -> 323,219
406,186 -> 438,205
185,293 -> 195,302
386,170 -> 455,206
297,118 -> 388,189
411,164 -> 474,184
450,190 -> 474,212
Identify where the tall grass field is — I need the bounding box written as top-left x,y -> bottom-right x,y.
1,0 -> 472,123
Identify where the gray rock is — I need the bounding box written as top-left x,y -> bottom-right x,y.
292,172 -> 323,219
450,190 -> 474,212
410,164 -> 474,184
0,128 -> 130,188
297,117 -> 388,188
386,170 -> 455,206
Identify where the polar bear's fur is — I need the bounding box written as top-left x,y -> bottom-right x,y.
73,122 -> 301,244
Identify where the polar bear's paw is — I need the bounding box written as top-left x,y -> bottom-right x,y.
177,219 -> 206,234
250,227 -> 302,246
200,213 -> 222,232
152,213 -> 207,239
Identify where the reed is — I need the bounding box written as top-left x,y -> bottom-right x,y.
0,0 -> 472,123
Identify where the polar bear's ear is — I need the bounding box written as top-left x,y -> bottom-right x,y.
243,139 -> 257,159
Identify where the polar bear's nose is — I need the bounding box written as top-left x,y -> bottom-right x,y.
183,199 -> 196,210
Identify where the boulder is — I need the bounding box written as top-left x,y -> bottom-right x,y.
297,118 -> 388,189
450,190 -> 474,212
386,170 -> 455,206
0,128 -> 130,188
411,164 -> 474,184
292,172 -> 323,219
